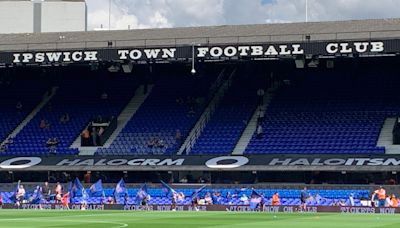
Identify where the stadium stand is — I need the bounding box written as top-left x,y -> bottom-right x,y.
245,61 -> 400,154
2,70 -> 139,156
96,66 -> 222,155
0,78 -> 47,145
190,70 -> 263,154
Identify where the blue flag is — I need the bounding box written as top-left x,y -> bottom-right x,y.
31,185 -> 42,204
82,188 -> 89,204
115,178 -> 126,194
249,190 -> 262,209
12,180 -> 21,201
100,190 -> 106,204
211,192 -> 222,205
15,180 -> 21,194
74,177 -> 84,192
69,177 -> 84,198
191,185 -> 207,200
112,179 -> 126,204
136,183 -> 149,204
160,180 -> 176,196
90,179 -> 103,195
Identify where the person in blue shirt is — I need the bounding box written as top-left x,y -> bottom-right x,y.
300,187 -> 308,211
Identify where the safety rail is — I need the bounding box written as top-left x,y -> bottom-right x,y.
177,68 -> 236,155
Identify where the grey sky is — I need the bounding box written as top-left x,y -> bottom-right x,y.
85,0 -> 400,30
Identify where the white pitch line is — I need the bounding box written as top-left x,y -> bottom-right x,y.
1,217 -> 128,228
0,212 -> 122,221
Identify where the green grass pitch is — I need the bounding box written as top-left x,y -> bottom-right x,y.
0,210 -> 399,228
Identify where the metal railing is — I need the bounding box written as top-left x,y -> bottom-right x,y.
177,68 -> 236,155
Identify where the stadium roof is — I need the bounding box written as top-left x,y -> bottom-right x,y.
1,18 -> 400,51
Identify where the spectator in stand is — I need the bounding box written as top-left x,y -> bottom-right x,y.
0,144 -> 7,152
257,107 -> 265,122
179,177 -> 188,183
147,138 -> 155,148
157,139 -> 165,148
257,88 -> 265,105
388,178 -> 396,185
91,127 -> 98,146
187,107 -> 196,117
374,186 -> 386,207
272,192 -> 280,206
84,172 -> 91,183
46,137 -> 59,154
16,101 -> 23,113
198,176 -> 206,183
98,127 -> 105,136
175,129 -> 182,142
59,113 -> 70,124
39,119 -> 50,130
390,194 -> 398,207
81,128 -> 90,146
101,92 -> 108,100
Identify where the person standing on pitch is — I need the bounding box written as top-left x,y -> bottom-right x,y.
300,187 -> 308,211
272,192 -> 280,206
191,195 -> 199,211
171,191 -> 177,211
62,192 -> 70,210
374,186 -> 386,207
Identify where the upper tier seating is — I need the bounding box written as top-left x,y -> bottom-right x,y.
245,70 -> 400,154
96,73 -> 216,155
3,76 -> 138,156
0,79 -> 47,146
190,75 -> 260,154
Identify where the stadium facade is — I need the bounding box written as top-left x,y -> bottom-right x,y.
1,18 -> 400,212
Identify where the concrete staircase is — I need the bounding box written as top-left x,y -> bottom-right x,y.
232,84 -> 276,155
377,117 -> 400,154
177,69 -> 235,155
0,87 -> 58,147
73,85 -> 153,155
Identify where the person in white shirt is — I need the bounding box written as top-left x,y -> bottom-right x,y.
16,185 -> 25,204
349,193 -> 355,206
